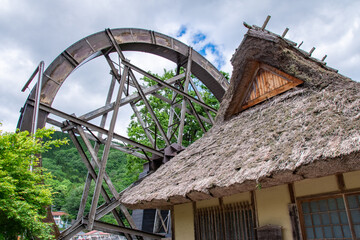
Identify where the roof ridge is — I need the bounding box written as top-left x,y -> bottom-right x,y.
232,16 -> 338,73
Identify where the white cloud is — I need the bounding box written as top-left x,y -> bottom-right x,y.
0,46 -> 36,132
1,0 -> 359,136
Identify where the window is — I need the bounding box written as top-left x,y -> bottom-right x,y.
299,193 -> 360,239
195,202 -> 256,240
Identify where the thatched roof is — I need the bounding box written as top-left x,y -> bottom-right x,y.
120,26 -> 360,209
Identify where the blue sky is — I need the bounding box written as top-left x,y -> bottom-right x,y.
177,25 -> 225,69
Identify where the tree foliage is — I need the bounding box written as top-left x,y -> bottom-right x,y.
0,127 -> 68,239
126,69 -> 229,173
42,132 -> 138,224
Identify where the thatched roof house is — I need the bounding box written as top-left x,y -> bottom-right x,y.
121,24 -> 360,240
121,26 -> 360,210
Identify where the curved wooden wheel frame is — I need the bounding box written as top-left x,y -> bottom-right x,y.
18,28 -> 228,239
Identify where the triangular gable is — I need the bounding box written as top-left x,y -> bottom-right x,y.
240,63 -> 303,111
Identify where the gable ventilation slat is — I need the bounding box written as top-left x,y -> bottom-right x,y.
240,63 -> 303,111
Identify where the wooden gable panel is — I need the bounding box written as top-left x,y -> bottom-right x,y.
240,63 -> 303,111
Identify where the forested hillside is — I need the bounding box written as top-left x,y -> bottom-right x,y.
42,131 -> 141,222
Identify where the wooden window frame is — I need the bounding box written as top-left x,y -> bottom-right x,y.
297,190 -> 360,240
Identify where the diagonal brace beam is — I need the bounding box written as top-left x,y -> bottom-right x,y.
122,59 -> 217,113
29,100 -> 164,157
87,66 -> 128,230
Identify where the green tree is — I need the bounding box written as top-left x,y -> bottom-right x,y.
42,132 -> 137,222
0,126 -> 67,239
126,69 -> 229,174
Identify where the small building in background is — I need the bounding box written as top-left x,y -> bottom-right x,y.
52,211 -> 69,229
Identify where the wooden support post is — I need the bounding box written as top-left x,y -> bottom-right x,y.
288,183 -> 296,204
167,66 -> 182,139
298,41 -> 303,48
192,202 -> 197,240
79,73 -> 185,122
336,173 -> 346,191
189,77 -> 215,124
130,102 -> 156,147
171,207 -> 175,240
129,70 -> 171,146
178,48 -> 193,145
76,126 -> 119,198
77,175 -> 92,220
251,190 -> 259,232
122,60 -> 217,113
77,75 -> 116,221
34,102 -> 164,157
282,28 -> 289,38
167,88 -> 180,139
309,47 -> 316,56
186,98 -> 206,132
261,15 -> 271,30
66,128 -> 132,240
83,219 -> 164,239
87,66 -> 128,230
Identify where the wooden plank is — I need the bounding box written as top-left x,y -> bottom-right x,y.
264,71 -> 271,93
171,207 -> 175,240
77,126 -> 119,199
130,70 -> 171,146
240,82 -> 301,111
336,173 -> 346,191
178,47 -> 192,145
79,73 -> 185,121
251,191 -> 258,239
255,77 -> 260,99
122,59 -> 217,113
84,219 -> 164,239
259,70 -> 266,95
260,63 -> 304,85
288,183 -> 296,204
192,202 -> 197,240
343,194 -> 357,239
77,174 -> 92,220
36,102 -> 163,157
67,129 -> 132,240
87,66 -> 128,230
189,77 -> 215,125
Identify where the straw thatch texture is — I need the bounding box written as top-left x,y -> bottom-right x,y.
120,28 -> 360,209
